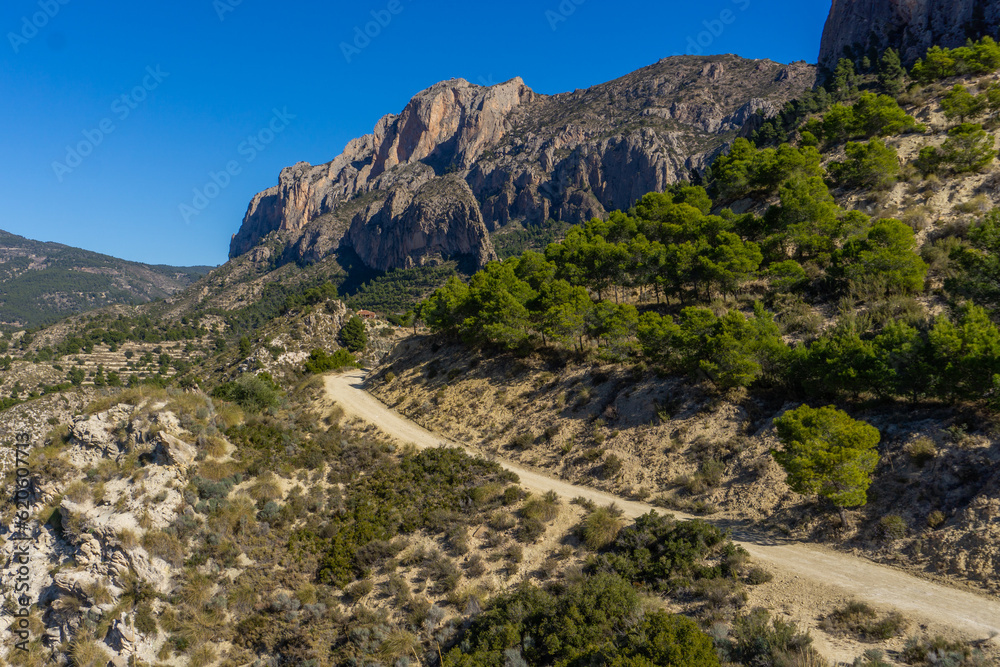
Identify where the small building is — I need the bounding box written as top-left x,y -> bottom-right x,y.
356,310 -> 378,320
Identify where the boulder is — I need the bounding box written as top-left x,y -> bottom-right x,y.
104,618 -> 136,653
151,432 -> 196,468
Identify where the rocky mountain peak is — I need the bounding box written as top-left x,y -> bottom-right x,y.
230,56 -> 815,273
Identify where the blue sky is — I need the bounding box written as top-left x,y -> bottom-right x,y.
0,0 -> 831,267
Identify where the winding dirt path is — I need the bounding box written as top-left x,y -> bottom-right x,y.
324,370 -> 1000,661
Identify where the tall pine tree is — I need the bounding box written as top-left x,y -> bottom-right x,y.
878,48 -> 905,96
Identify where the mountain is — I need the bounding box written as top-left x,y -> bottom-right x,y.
819,0 -> 1000,70
229,55 -> 815,273
0,229 -> 212,328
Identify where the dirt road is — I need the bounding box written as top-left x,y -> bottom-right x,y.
324,370 -> 1000,661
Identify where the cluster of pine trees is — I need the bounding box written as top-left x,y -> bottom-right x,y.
421,37 -> 1000,406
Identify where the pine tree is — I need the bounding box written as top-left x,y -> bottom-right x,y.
831,59 -> 858,99
878,48 -> 905,95
940,84 -> 985,122
339,316 -> 369,353
773,405 -> 881,519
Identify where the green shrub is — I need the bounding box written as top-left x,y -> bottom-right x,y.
601,453 -> 623,479
580,505 -> 625,551
853,648 -> 892,667
211,372 -> 282,413
905,438 -> 937,467
594,512 -> 733,593
721,607 -> 818,666
345,579 -> 373,602
516,517 -> 546,543
745,566 -> 774,585
317,447 -> 516,587
878,514 -> 908,540
442,573 -> 720,666
900,635 -> 987,665
303,348 -> 359,374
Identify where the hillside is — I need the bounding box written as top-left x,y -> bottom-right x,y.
362,39 -> 1000,660
0,229 -> 212,328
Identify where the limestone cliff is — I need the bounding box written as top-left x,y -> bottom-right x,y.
230,56 -> 816,271
819,0 -> 1000,70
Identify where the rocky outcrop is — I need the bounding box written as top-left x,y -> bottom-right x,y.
71,407 -> 132,457
230,77 -> 533,268
230,56 -> 815,272
151,431 -> 197,467
819,0 -> 1000,71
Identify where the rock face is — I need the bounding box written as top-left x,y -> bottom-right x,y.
230,56 -> 816,271
819,0 -> 1000,70
152,432 -> 197,467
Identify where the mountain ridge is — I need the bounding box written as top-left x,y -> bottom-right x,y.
229,55 -> 816,273
0,228 -> 213,328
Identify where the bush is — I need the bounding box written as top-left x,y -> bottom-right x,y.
594,512 -> 734,593
878,514 -> 908,540
465,554 -> 487,578
522,492 -> 560,522
580,505 -> 625,550
142,530 -> 185,566
905,438 -> 937,467
900,635 -> 987,665
822,601 -> 908,640
516,516 -> 546,543
442,573 -> 720,666
509,432 -> 535,450
70,639 -> 111,667
601,453 -> 623,479
854,648 -> 892,667
211,373 -> 282,413
345,579 -> 373,602
745,566 -> 774,585
304,348 -> 359,374
722,607 -> 817,666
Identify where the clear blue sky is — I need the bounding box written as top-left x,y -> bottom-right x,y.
0,0 -> 830,267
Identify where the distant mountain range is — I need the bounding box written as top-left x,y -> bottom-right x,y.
0,229 -> 212,328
